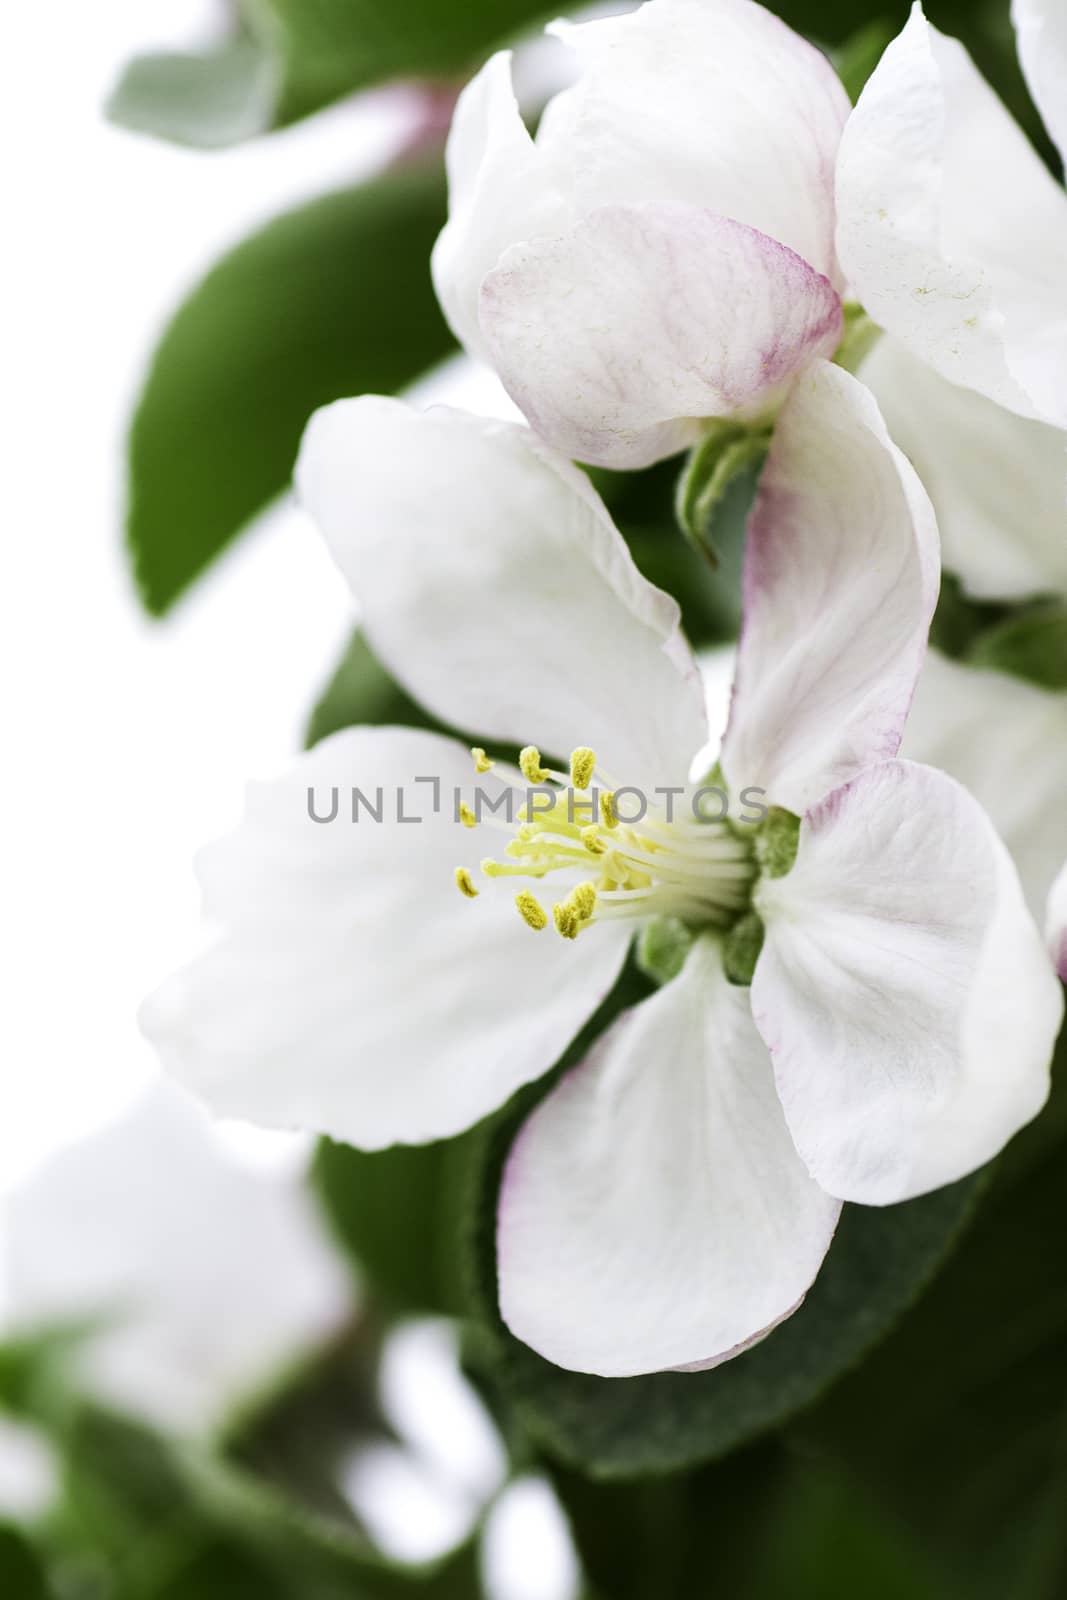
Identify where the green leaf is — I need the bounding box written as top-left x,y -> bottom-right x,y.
127,163 -> 454,615
965,602 -> 1067,690
54,1404 -> 484,1600
313,1137 -> 475,1316
0,1526 -> 54,1600
106,36 -> 278,150
553,1442 -> 954,1600
461,1003 -> 987,1477
110,0 -> 555,146
796,1052 -> 1067,1600
927,572 -> 1010,660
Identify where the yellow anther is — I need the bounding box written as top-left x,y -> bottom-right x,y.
553,902 -> 579,940
481,857 -> 505,878
455,867 -> 479,899
581,826 -> 607,856
519,746 -> 550,784
600,791 -> 619,830
471,747 -> 493,774
570,747 -> 596,790
459,803 -> 477,829
570,882 -> 597,922
516,890 -> 548,931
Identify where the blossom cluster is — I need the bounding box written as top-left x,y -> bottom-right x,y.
143,0 -> 1067,1377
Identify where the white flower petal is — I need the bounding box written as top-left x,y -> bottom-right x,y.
720,361 -> 939,815
142,728 -> 631,1149
480,205 -> 843,469
497,936 -> 840,1377
836,4 -> 1067,425
297,399 -> 707,789
2,1080 -> 350,1434
902,649 -> 1067,919
1013,0 -> 1067,166
540,0 -> 851,281
431,51 -> 569,361
861,337 -> 1067,602
1045,858 -> 1067,981
754,759 -> 1061,1205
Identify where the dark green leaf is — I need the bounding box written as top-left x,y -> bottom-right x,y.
965,602 -> 1067,690
927,572 -> 1010,660
106,36 -> 278,150
553,1442 -> 954,1600
313,1137 -> 475,1316
127,163 -> 454,614
461,1001 -> 986,1477
0,1526 -> 54,1600
796,1048 -> 1067,1600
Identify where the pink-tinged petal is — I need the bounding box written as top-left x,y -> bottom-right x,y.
540,0 -> 850,283
480,205 -> 842,469
1045,858 -> 1067,981
836,4 -> 1067,426
754,760 -> 1061,1205
861,338 -> 1067,604
1013,0 -> 1067,167
431,51 -> 568,362
720,361 -> 939,815
497,936 -> 840,1377
902,650 -> 1067,920
141,727 -> 630,1149
297,399 -> 707,790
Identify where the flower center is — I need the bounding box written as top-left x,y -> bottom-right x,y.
454,744 -> 756,941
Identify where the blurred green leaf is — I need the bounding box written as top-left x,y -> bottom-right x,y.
110,0 -> 554,147
313,1138 -> 476,1317
106,35 -> 278,150
0,1526 -> 54,1599
459,984 -> 987,1477
53,1404 -> 484,1600
927,572 -> 1010,660
127,163 -> 454,615
965,602 -> 1067,690
797,1049 -> 1067,1600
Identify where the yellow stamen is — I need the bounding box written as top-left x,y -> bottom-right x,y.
471,747 -> 493,774
570,882 -> 597,921
600,791 -> 619,830
459,803 -> 477,829
516,890 -> 548,931
553,902 -> 579,940
581,825 -> 607,855
570,747 -> 596,790
519,746 -> 550,784
455,867 -> 479,899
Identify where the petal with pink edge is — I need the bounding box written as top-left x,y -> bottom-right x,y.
720,361 -> 939,816
497,936 -> 840,1377
753,760 -> 1061,1205
480,205 -> 842,469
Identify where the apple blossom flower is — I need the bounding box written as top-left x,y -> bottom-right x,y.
432,0 -> 850,468
142,363 -> 1060,1377
1,1079 -> 351,1433
432,0 -> 1067,489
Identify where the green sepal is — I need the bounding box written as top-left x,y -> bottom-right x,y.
675,422 -> 771,566
722,911 -> 765,987
636,916 -> 696,988
833,302 -> 882,375
755,806 -> 801,879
